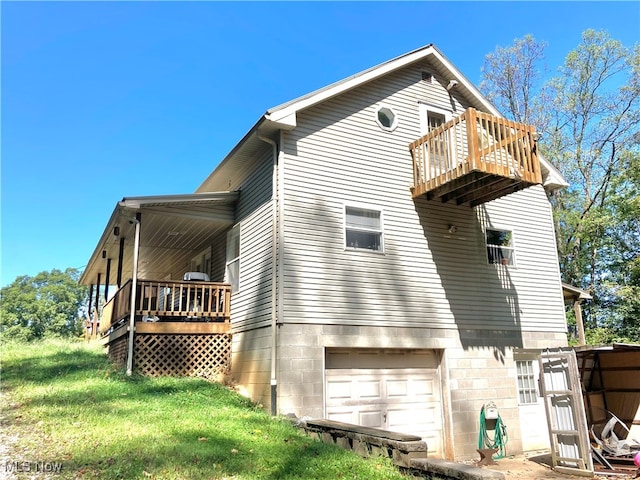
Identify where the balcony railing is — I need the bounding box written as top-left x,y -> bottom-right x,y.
409,108 -> 542,206
99,279 -> 231,334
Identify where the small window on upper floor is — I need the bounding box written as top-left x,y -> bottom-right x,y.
345,206 -> 384,252
486,228 -> 515,266
375,104 -> 398,132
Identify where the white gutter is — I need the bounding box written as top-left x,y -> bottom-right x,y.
257,132 -> 279,416
126,213 -> 141,376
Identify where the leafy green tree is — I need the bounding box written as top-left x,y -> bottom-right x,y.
600,150 -> 640,341
545,30 -> 640,336
481,30 -> 640,343
0,268 -> 89,341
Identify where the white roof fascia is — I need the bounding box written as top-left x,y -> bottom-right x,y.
266,44 -> 438,124
119,191 -> 239,210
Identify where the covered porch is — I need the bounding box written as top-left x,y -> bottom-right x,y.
80,191 -> 239,376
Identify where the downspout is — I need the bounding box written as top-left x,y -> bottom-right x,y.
258,132 -> 279,416
126,212 -> 141,376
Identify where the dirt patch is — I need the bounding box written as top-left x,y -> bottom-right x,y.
479,452 -> 637,480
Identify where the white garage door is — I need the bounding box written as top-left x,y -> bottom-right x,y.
325,348 -> 443,457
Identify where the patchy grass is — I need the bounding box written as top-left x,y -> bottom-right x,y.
0,339 -> 409,479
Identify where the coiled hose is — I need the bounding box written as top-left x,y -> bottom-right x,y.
478,403 -> 508,459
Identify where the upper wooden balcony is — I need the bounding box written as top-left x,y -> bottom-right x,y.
99,279 -> 231,336
409,108 -> 542,207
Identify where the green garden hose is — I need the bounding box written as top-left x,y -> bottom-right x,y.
478,403 -> 508,459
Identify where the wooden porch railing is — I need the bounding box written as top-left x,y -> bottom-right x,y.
99,279 -> 231,334
409,108 -> 542,206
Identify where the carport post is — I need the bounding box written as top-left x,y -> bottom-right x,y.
126,212 -> 141,376
574,300 -> 586,346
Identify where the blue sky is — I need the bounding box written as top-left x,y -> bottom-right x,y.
2,1 -> 639,287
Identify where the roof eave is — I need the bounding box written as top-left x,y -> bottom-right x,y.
199,43 -> 567,193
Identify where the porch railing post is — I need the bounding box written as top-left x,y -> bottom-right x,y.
467,108 -> 479,171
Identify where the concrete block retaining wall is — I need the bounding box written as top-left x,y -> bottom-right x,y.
298,419 -> 504,480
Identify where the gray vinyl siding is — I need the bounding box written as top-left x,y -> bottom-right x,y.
280,60 -> 566,333
230,148 -> 274,332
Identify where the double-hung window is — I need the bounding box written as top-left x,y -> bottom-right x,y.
345,206 -> 383,252
486,228 -> 515,266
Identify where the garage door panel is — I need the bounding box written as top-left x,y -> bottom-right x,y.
388,404 -> 439,428
326,349 -> 438,369
422,434 -> 441,456
327,410 -> 356,424
386,380 -> 408,397
359,410 -> 384,428
412,376 -> 436,396
326,380 -> 352,400
358,380 -> 382,399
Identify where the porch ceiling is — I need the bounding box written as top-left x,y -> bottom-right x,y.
80,192 -> 239,286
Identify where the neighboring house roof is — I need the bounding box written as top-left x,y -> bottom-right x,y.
80,191 -> 238,285
574,343 -> 640,353
197,43 -> 568,193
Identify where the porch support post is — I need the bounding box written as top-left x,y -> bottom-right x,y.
117,236 -> 125,288
94,274 -> 101,338
87,284 -> 94,338
574,300 -> 586,346
94,274 -> 101,317
104,258 -> 111,302
88,284 -> 94,319
126,212 -> 141,376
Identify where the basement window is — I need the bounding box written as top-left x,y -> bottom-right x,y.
345,206 -> 384,252
375,104 -> 398,132
486,228 -> 515,266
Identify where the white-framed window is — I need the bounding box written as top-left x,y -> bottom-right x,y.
374,104 -> 399,132
225,224 -> 240,293
418,103 -> 454,174
344,205 -> 384,252
516,360 -> 538,404
486,228 -> 515,266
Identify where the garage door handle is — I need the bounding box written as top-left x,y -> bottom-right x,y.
383,412 -> 387,422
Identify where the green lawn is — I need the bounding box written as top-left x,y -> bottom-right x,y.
0,339 -> 409,479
